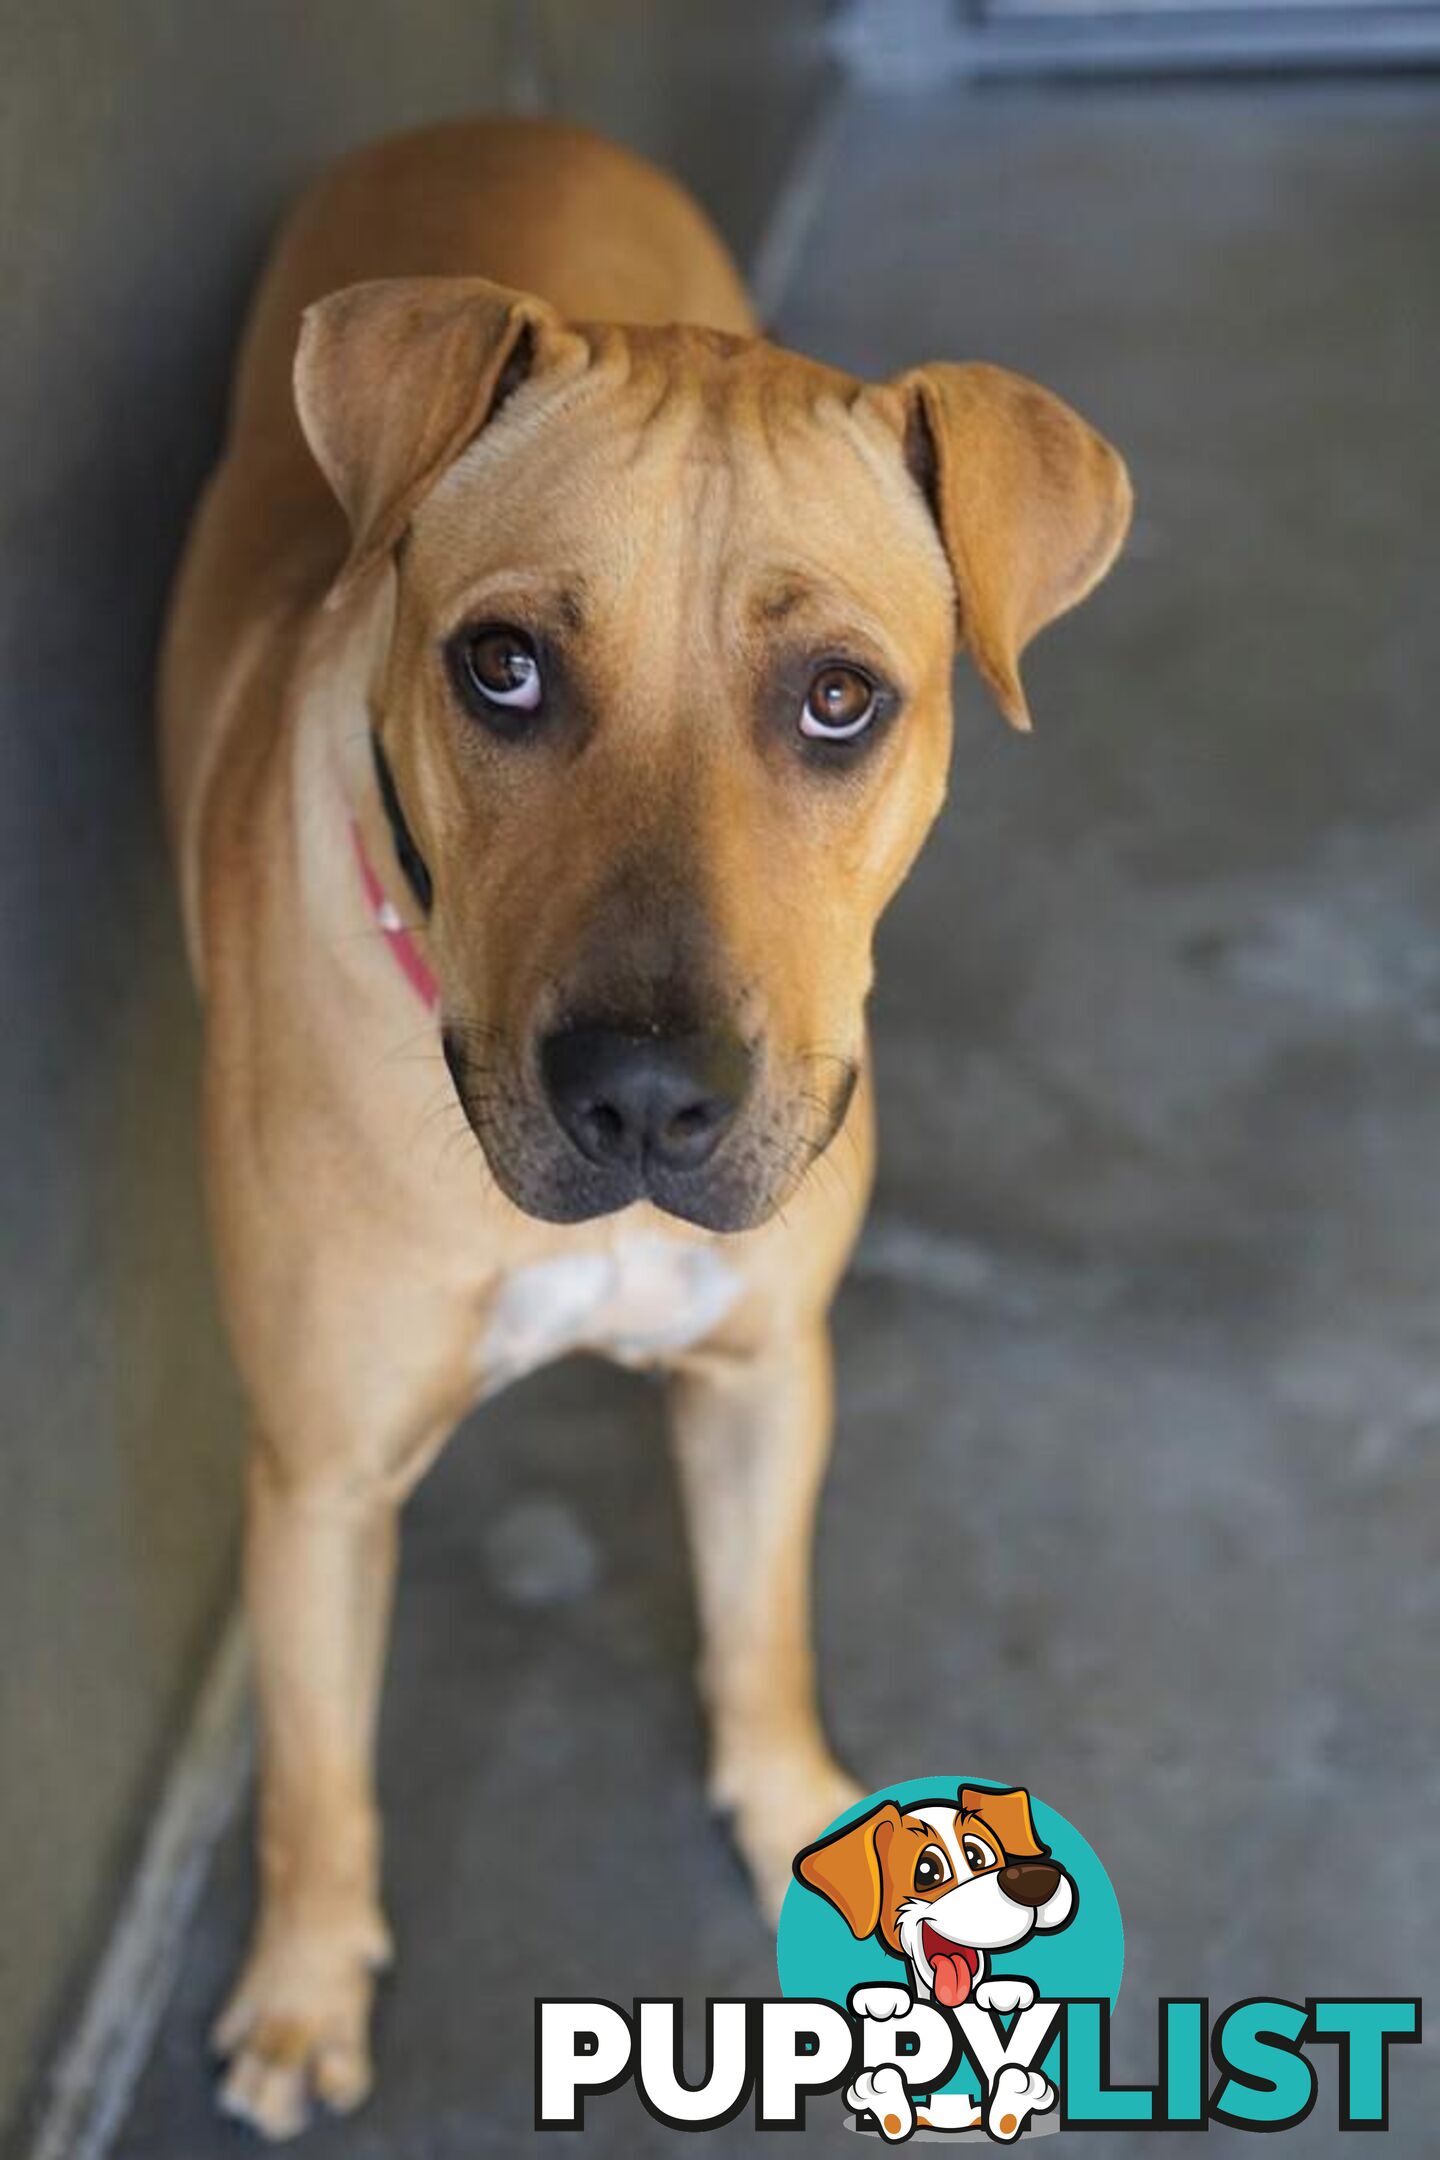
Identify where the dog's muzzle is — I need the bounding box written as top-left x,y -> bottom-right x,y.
442,1016 -> 770,1230
443,1012 -> 855,1233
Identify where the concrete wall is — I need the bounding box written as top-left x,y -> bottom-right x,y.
0,1 -> 831,2134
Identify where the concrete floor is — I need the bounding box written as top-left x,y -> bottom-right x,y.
112,83 -> 1439,2157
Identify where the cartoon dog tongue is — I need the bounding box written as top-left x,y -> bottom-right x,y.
930,1948 -> 973,2008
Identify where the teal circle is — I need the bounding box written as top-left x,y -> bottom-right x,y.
776,1775 -> 1124,2099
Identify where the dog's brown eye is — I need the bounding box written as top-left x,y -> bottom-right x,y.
962,1836 -> 996,1874
914,1844 -> 952,1892
455,625 -> 542,714
801,664 -> 876,741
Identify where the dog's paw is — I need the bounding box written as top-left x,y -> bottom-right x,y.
973,1975 -> 1036,2016
851,1983 -> 914,2022
986,2064 -> 1055,2142
718,1745 -> 864,1927
848,2064 -> 915,2141
212,1913 -> 389,2140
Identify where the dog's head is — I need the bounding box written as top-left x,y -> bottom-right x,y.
297,279 -> 1130,1230
795,1784 -> 1076,2005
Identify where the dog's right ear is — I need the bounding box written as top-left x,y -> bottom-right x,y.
961,1785 -> 1047,1860
856,362 -> 1131,734
294,276 -> 576,606
793,1802 -> 902,1939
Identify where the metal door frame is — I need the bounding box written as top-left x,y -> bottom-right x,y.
835,0 -> 1440,77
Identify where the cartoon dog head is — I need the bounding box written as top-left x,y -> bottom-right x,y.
794,1785 -> 1076,2006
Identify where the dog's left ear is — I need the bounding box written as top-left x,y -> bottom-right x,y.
861,363 -> 1132,732
962,1784 -> 1048,1860
294,275 -> 579,605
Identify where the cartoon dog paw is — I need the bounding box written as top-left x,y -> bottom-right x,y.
848,2064 -> 915,2141
986,2064 -> 1055,2142
851,1983 -> 914,2022
973,1976 -> 1036,2016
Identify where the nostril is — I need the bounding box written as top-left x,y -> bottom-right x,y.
587,1101 -> 626,1152
654,1090 -> 737,1172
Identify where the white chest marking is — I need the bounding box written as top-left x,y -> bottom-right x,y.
478,1235 -> 741,1392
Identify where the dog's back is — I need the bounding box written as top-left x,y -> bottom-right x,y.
231,118 -> 754,464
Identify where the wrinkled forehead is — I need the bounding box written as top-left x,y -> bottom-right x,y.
408,326 -> 952,648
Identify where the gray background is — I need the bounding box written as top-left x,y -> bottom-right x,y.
4,4 -> 1439,2156
0,0 -> 829,2137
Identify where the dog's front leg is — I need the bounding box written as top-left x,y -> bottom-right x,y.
669,1319 -> 861,1921
214,1442 -> 401,2139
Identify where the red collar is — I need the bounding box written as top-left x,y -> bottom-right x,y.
350,819 -> 438,1010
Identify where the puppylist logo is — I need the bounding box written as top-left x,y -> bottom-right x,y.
786,1778 -> 1090,2138
535,1776 -> 1421,2139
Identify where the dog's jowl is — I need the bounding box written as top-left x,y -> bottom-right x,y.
159,116 -> 1130,2137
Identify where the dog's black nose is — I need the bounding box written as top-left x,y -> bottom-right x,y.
540,1023 -> 750,1176
999,1861 -> 1062,1908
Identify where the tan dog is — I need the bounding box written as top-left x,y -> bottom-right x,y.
160,117 -> 1129,2138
